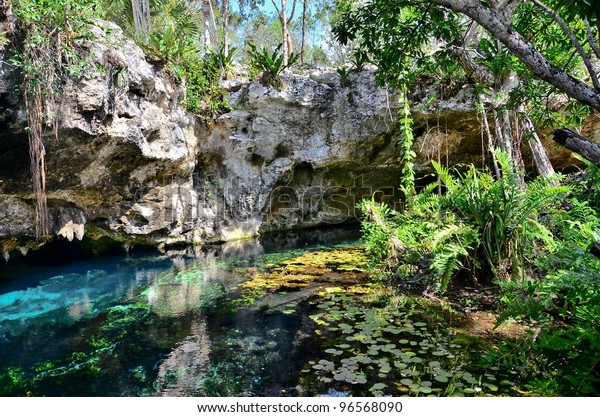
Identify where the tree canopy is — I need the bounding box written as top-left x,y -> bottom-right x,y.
334,0 -> 600,114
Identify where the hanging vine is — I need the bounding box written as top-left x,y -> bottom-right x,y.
6,0 -> 99,239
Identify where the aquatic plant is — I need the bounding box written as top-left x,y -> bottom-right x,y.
302,291 -> 518,397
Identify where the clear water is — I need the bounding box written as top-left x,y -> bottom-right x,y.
0,227 -> 361,396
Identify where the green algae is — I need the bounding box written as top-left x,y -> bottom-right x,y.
229,247 -> 369,309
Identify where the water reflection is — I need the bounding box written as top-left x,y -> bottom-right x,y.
156,317 -> 210,396
0,225 -> 362,396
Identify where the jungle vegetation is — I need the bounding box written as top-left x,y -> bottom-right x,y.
2,0 -> 600,395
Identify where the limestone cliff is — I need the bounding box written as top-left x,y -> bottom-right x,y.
0,21 -> 590,260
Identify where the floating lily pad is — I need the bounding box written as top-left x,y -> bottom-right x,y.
355,375 -> 367,384
333,373 -> 345,381
400,378 -> 413,386
372,383 -> 386,390
434,375 -> 449,383
428,361 -> 441,368
463,376 -> 478,385
419,386 -> 432,394
483,383 -> 498,392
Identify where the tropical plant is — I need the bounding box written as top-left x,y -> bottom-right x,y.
491,212 -> 600,395
434,150 -> 567,281
246,42 -> 299,88
336,66 -> 351,86
207,45 -> 238,79
359,150 -> 567,291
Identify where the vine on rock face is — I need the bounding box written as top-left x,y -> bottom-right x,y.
7,0 -> 99,239
399,88 -> 416,200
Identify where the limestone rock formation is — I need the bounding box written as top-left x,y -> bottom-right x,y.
0,20 -> 594,260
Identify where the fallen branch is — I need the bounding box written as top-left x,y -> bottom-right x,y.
553,129 -> 600,167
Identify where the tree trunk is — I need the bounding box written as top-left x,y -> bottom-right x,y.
301,0 -> 307,65
553,129 -> 600,167
203,0 -> 212,51
131,0 -> 151,40
281,0 -> 289,66
433,0 -> 600,111
524,117 -> 556,177
222,0 -> 229,56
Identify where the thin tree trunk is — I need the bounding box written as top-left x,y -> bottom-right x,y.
281,0 -> 289,66
203,0 -> 212,51
301,0 -> 307,65
222,0 -> 229,56
270,0 -> 288,65
271,0 -> 297,66
480,105 -> 501,178
131,0 -> 151,40
523,117 -> 555,177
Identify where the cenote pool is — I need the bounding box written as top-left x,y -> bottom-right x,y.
0,227 -> 519,397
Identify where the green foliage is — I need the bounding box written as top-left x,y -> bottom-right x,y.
172,57 -> 233,118
102,0 -> 231,119
333,0 -> 463,90
359,150 -> 567,291
434,150 -> 567,280
246,42 -> 300,88
399,91 -> 416,197
336,66 -> 351,86
333,0 -> 599,131
492,241 -> 600,394
357,200 -> 393,265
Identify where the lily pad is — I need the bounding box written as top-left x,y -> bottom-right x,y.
483,383 -> 498,392
372,383 -> 386,390
434,375 -> 449,383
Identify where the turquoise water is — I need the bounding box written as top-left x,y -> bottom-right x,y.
0,227 -> 361,396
